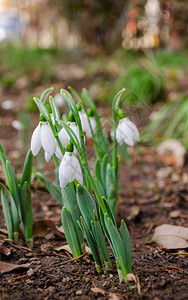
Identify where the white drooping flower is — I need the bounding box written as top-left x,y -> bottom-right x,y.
57,122 -> 80,154
79,111 -> 97,138
59,152 -> 83,188
31,122 -> 56,161
115,117 -> 139,146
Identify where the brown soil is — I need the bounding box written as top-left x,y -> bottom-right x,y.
0,92 -> 188,300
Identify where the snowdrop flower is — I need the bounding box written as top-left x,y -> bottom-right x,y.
79,110 -> 97,138
54,94 -> 65,107
58,122 -> 80,154
31,122 -> 56,161
116,117 -> 139,146
59,151 -> 83,188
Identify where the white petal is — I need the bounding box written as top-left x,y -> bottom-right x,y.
45,151 -> 52,162
79,111 -> 90,134
120,121 -> 135,146
59,152 -> 74,188
55,146 -> 63,160
41,122 -> 56,154
31,124 -> 41,156
123,118 -> 140,141
58,128 -> 69,147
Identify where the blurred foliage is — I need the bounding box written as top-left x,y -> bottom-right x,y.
0,45 -> 68,90
142,95 -> 188,149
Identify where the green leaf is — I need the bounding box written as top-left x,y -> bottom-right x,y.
33,97 -> 50,121
101,154 -> 108,186
5,161 -> 20,209
49,96 -> 60,121
91,210 -> 111,268
120,220 -> 132,274
95,177 -> 106,198
40,87 -> 54,103
106,164 -> 116,200
20,182 -> 33,247
78,216 -> 101,273
61,185 -> 85,252
76,184 -> 98,227
0,183 -> 19,236
61,206 -> 81,258
36,172 -> 63,206
105,216 -> 129,278
1,190 -> 13,240
95,160 -> 102,182
21,149 -> 33,186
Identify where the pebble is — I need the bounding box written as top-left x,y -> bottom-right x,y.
76,290 -> 82,295
84,277 -> 90,283
27,268 -> 34,277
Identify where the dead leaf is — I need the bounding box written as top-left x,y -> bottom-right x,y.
152,224 -> 188,249
0,261 -> 31,274
0,240 -> 11,256
91,287 -> 106,296
54,244 -> 92,255
33,219 -> 64,238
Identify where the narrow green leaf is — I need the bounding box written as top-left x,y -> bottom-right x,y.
1,190 -> 13,240
91,211 -> 111,268
101,154 -> 108,186
120,220 -> 132,273
95,177 -> 106,198
40,87 -> 54,103
5,161 -> 20,209
61,206 -> 81,258
76,184 -> 98,227
95,160 -> 102,182
33,97 -> 50,121
106,164 -> 116,200
61,185 -> 85,252
49,96 -> 60,120
20,182 -> 33,247
0,183 -> 19,235
36,172 -> 62,206
78,217 -> 101,272
105,216 -> 129,278
21,149 -> 33,186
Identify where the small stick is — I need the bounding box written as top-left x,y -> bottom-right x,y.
8,274 -> 28,281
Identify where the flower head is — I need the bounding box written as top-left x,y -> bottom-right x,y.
59,152 -> 83,188
31,122 -> 56,161
115,117 -> 139,146
79,110 -> 97,138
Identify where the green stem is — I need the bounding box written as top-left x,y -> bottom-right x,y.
112,89 -> 126,174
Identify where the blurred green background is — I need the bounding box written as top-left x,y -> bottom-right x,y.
0,0 -> 187,149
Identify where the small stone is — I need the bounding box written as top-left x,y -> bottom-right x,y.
109,274 -> 113,278
27,268 -> 34,277
76,290 -> 82,295
169,210 -> 181,218
84,277 -> 90,283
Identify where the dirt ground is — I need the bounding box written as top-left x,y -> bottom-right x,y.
0,91 -> 188,300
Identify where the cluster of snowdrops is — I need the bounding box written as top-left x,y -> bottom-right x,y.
0,87 -> 139,282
